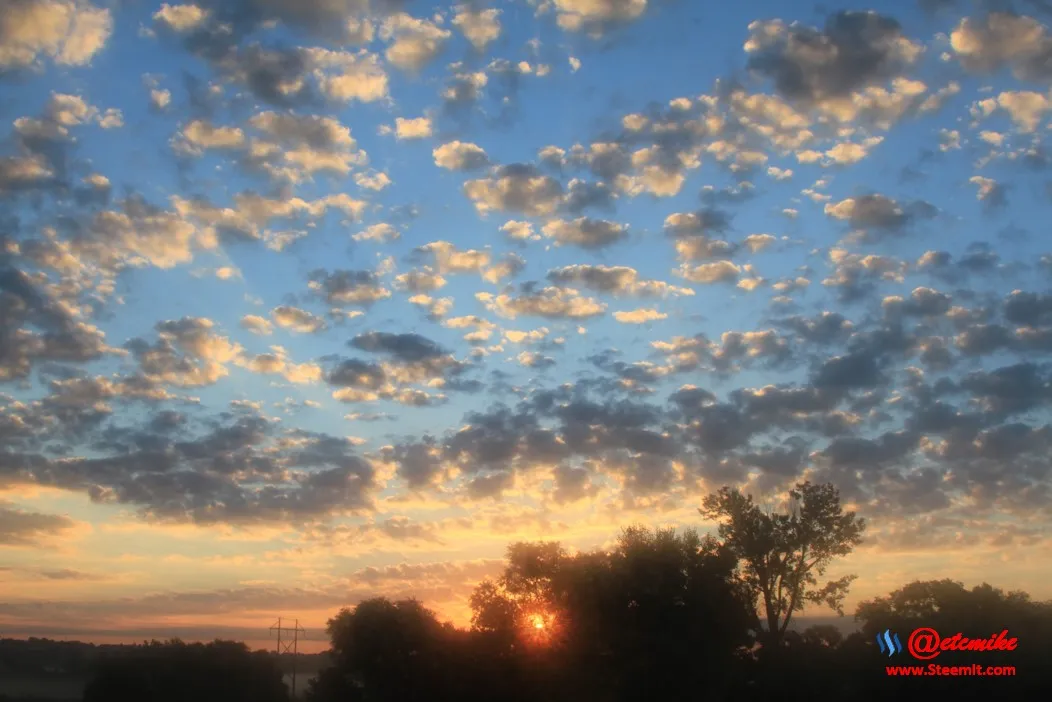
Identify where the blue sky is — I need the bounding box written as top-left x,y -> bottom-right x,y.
2,0 -> 1052,648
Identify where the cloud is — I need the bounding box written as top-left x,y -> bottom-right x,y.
271,305 -> 327,334
242,111 -> 367,182
7,417 -> 379,523
172,119 -> 245,155
541,217 -> 628,249
393,116 -> 432,139
483,253 -> 526,284
121,317 -> 243,388
433,141 -> 490,171
304,47 -> 388,103
308,269 -> 391,307
969,176 -> 1007,208
7,0 -> 1052,637
0,265 -> 117,382
546,265 -> 692,297
453,6 -> 501,51
664,208 -> 731,237
516,350 -> 556,369
353,222 -> 400,243
950,13 -> 1052,83
240,315 -> 273,336
995,91 -> 1050,132
380,13 -> 451,72
396,269 -> 447,292
414,241 -> 490,275
744,12 -> 922,110
442,70 -> 488,110
151,9 -> 387,107
351,331 -> 449,362
501,220 -> 538,243
823,194 -> 936,241
464,164 -> 564,216
321,332 -> 470,402
614,308 -> 667,324
552,0 -> 649,34
153,3 -> 211,33
477,286 -> 606,319
236,346 -> 322,384
0,0 -> 112,72
675,260 -> 741,284
0,501 -> 77,546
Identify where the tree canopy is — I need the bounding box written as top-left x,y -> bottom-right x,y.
81,639 -> 289,702
700,480 -> 866,647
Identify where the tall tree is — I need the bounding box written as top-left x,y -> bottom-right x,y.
700,480 -> 866,648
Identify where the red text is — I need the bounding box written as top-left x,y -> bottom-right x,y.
907,628 -> 1018,660
887,664 -> 1017,677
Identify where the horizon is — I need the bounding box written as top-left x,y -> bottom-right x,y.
4,0 -> 1052,649
0,613 -> 868,656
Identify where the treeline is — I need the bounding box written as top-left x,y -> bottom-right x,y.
26,482 -> 1052,701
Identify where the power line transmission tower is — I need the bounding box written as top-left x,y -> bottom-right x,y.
270,617 -> 307,699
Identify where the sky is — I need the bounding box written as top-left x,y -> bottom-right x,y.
2,0 -> 1052,653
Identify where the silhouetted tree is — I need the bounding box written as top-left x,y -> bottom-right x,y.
301,523 -> 1052,702
844,578 -> 1052,700
700,481 -> 866,649
82,639 -> 288,702
307,597 -> 476,702
469,526 -> 755,702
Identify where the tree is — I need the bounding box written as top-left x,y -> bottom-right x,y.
700,480 -> 866,649
309,595 -> 535,702
82,639 -> 288,702
317,597 -> 455,702
468,526 -> 756,702
843,580 -> 1052,701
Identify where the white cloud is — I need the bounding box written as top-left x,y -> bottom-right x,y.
500,221 -> 538,242
355,172 -> 391,191
394,116 -> 432,140
541,218 -> 628,250
240,315 -> 273,336
553,0 -> 648,34
173,120 -> 245,155
153,4 -> 210,33
996,91 -> 1050,133
353,223 -> 400,243
614,308 -> 668,324
433,141 -> 490,171
272,306 -> 326,334
453,6 -> 501,51
381,13 -> 451,72
304,48 -> 389,103
0,0 -> 113,70
676,261 -> 741,284
150,88 -> 172,110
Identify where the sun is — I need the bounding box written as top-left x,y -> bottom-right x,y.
531,614 -> 546,630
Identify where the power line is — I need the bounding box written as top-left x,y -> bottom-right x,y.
270,617 -> 306,699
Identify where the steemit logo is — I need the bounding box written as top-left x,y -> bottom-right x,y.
877,629 -> 904,657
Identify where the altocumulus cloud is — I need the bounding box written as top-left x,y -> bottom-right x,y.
1,0 -> 1052,636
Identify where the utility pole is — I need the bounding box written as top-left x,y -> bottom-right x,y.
270,617 -> 306,699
